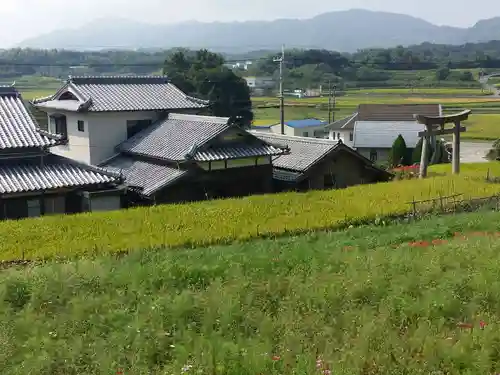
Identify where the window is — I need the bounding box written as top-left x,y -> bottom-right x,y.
370,149 -> 378,162
127,119 -> 153,139
27,199 -> 41,217
313,130 -> 324,138
77,120 -> 85,132
331,132 -> 336,140
303,132 -> 309,137
338,132 -> 341,140
349,132 -> 353,142
49,115 -> 68,139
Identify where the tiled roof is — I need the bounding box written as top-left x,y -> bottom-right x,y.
273,169 -> 304,182
357,104 -> 441,122
0,87 -> 58,150
193,144 -> 284,161
327,113 -> 358,130
353,121 -> 425,149
33,76 -> 208,112
251,131 -> 341,172
0,154 -> 119,194
284,119 -> 327,128
120,113 -> 231,162
102,155 -> 188,196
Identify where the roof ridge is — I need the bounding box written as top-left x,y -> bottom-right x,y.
0,86 -> 20,97
169,113 -> 230,124
68,75 -> 170,85
250,130 -> 339,145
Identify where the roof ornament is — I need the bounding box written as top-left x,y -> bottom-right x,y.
10,81 -> 15,87
338,138 -> 343,144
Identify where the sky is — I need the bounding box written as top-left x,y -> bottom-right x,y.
1,0 -> 500,47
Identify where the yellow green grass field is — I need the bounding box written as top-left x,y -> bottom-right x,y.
1,164 -> 500,262
351,87 -> 490,95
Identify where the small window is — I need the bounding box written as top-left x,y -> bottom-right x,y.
77,120 -> 85,132
127,119 -> 153,139
303,132 -> 309,137
331,132 -> 336,140
349,132 -> 353,142
370,149 -> 378,162
338,132 -> 341,139
27,199 -> 41,217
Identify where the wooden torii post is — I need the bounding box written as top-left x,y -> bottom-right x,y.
414,109 -> 471,178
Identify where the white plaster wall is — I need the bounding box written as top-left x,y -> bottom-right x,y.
47,110 -> 92,164
87,111 -> 160,165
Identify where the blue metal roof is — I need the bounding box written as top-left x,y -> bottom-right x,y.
285,119 -> 327,128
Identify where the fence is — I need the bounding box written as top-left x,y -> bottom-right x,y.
407,193 -> 500,220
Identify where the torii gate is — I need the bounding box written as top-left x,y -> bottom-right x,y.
414,109 -> 471,178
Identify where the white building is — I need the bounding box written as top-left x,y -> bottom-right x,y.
269,119 -> 328,138
32,76 -> 208,166
326,104 -> 442,162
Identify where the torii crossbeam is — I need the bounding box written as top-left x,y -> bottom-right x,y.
414,109 -> 471,178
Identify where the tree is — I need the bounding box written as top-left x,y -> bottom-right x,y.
412,138 -> 432,164
435,66 -> 450,81
389,134 -> 408,167
163,50 -> 253,128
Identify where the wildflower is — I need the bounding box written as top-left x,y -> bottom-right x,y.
181,364 -> 193,373
480,320 -> 487,329
323,370 -> 332,375
316,358 -> 323,369
272,355 -> 281,361
457,322 -> 474,329
116,370 -> 123,375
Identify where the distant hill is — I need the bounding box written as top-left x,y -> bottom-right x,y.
16,9 -> 500,53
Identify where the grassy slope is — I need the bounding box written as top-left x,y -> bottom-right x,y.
4,211 -> 500,374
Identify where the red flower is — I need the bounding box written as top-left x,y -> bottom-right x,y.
480,320 -> 487,329
272,355 -> 281,361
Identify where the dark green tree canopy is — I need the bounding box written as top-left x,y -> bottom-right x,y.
164,50 -> 253,128
389,134 -> 408,167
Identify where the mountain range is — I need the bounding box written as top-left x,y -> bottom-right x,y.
16,9 -> 500,53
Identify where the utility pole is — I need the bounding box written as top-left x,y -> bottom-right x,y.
328,80 -> 332,123
332,84 -> 337,122
274,45 -> 285,134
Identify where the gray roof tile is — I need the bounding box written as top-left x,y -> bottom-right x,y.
0,87 -> 57,150
353,121 -> 425,148
327,113 -> 358,130
119,113 -> 231,162
273,169 -> 304,182
251,131 -> 341,172
193,144 -> 284,161
34,76 -> 208,112
0,155 -> 118,194
357,104 -> 441,122
102,155 -> 188,196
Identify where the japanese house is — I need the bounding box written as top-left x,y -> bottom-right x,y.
0,86 -> 122,220
251,131 -> 392,191
326,104 -> 442,162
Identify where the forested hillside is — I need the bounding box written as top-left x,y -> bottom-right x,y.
3,40 -> 500,89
